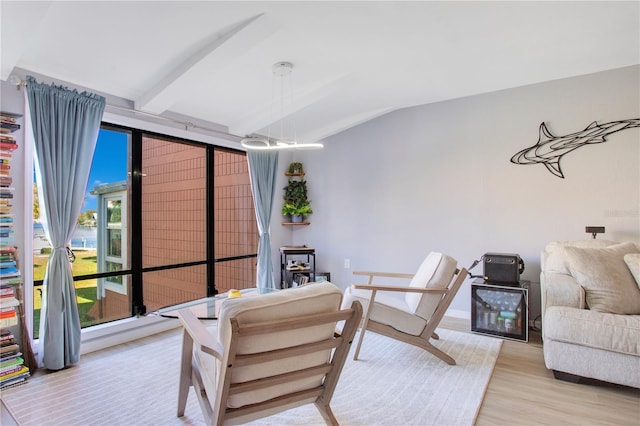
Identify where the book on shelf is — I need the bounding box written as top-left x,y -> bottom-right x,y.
0,298 -> 19,309
0,343 -> 19,355
0,122 -> 20,132
0,277 -> 22,286
0,306 -> 17,317
0,142 -> 18,151
0,356 -> 23,369
0,335 -> 16,345
0,364 -> 24,377
0,266 -> 19,277
0,113 -> 19,123
0,365 -> 30,384
292,273 -> 310,287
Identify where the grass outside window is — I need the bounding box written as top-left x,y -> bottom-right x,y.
33,250 -> 99,338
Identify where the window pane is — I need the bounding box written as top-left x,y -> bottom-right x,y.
213,150 -> 258,292
141,136 -> 206,268
215,257 -> 257,294
107,199 -> 121,224
143,265 -> 207,312
107,228 -> 121,257
105,261 -> 123,284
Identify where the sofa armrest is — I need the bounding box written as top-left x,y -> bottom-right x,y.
540,271 -> 586,314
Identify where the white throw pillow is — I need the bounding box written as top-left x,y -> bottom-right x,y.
624,253 -> 640,289
564,242 -> 640,314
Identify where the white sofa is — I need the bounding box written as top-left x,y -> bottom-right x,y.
540,239 -> 640,388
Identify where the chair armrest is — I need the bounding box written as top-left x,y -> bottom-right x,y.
540,271 -> 586,312
353,270 -> 414,279
352,283 -> 448,294
177,309 -> 224,359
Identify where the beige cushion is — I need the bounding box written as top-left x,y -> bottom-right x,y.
624,253 -> 640,288
343,287 -> 427,335
543,239 -> 619,274
564,242 -> 640,314
406,252 -> 458,320
202,283 -> 343,409
544,306 -> 640,356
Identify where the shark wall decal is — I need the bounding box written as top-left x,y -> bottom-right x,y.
510,118 -> 640,178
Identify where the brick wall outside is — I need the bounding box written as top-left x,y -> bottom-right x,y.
96,137 -> 257,317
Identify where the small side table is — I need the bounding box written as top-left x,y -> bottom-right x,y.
280,246 -> 315,288
471,278 -> 529,342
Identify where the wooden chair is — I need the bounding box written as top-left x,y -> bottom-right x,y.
342,252 -> 467,365
177,282 -> 363,425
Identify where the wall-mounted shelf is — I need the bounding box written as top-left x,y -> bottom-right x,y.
282,222 -> 310,226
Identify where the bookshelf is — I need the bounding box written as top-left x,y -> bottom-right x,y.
280,246 -> 316,288
0,111 -> 30,388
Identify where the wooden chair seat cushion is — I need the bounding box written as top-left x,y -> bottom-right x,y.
199,283 -> 344,409
343,288 -> 426,335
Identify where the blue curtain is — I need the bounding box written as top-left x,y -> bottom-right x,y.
26,76 -> 105,370
247,151 -> 279,289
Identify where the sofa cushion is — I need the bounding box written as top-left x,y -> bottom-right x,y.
564,242 -> 640,314
543,306 -> 640,356
624,253 -> 640,289
543,239 -> 619,274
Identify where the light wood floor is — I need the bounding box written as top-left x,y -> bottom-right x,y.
441,317 -> 640,425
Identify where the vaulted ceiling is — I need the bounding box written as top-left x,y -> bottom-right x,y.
2,1 -> 639,145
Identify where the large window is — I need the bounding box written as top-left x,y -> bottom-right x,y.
32,125 -> 258,334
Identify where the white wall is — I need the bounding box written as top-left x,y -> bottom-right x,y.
287,65 -> 640,319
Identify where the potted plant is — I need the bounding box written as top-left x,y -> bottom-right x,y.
282,203 -> 298,219
282,202 -> 313,223
287,162 -> 304,175
282,161 -> 313,223
283,180 -> 308,206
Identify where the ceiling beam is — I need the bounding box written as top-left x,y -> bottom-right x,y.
134,13 -> 275,114
229,72 -> 355,137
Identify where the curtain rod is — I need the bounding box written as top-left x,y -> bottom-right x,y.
8,75 -> 244,142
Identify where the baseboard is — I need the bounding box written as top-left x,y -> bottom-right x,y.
80,315 -> 181,354
445,308 -> 470,320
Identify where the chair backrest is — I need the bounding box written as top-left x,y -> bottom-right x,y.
211,282 -> 361,424
405,252 -> 458,320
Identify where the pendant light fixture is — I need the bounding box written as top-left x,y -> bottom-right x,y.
241,62 -> 323,151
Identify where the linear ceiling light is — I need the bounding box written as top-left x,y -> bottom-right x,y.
241,62 -> 323,151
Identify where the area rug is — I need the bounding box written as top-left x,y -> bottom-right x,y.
1,327 -> 502,426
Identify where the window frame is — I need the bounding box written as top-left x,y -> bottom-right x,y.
101,192 -> 128,295
31,121 -> 258,329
